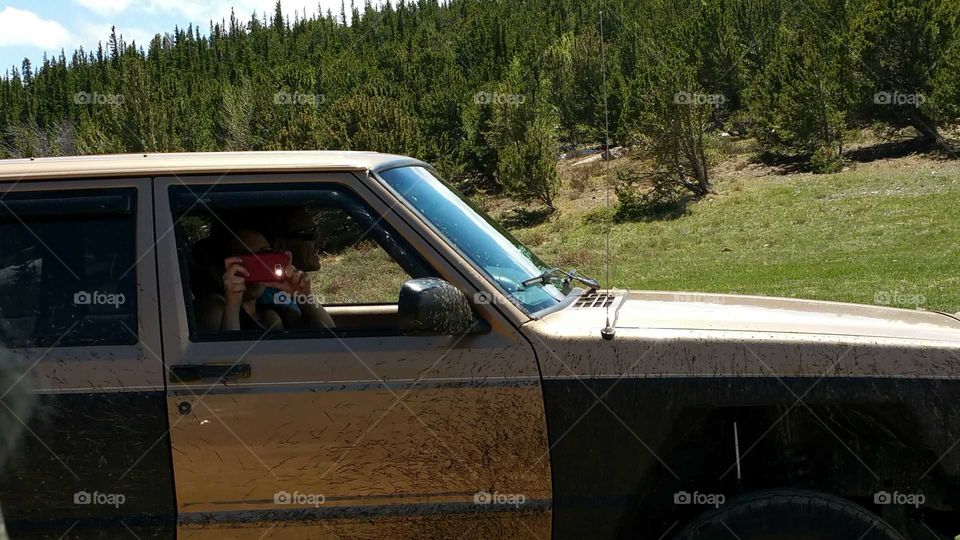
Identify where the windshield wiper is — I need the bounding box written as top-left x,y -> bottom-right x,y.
521,267 -> 599,291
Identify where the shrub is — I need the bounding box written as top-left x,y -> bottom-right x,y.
624,3 -> 719,199
747,2 -> 854,162
614,170 -> 689,222
850,0 -> 951,140
810,146 -> 845,174
495,111 -> 561,210
487,58 -> 561,210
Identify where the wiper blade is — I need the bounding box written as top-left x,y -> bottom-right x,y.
563,268 -> 600,290
520,269 -> 554,288
521,267 -> 599,291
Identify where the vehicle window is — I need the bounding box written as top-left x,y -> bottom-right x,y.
0,189 -> 138,348
379,166 -> 564,313
171,183 -> 436,338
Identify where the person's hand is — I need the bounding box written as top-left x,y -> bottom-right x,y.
266,252 -> 311,297
222,256 -> 249,305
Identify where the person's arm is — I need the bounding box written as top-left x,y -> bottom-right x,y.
299,301 -> 335,329
268,260 -> 335,329
220,257 -> 248,332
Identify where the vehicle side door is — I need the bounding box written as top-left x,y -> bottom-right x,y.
0,178 -> 174,538
153,172 -> 552,538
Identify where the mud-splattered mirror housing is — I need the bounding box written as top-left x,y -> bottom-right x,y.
397,278 -> 474,335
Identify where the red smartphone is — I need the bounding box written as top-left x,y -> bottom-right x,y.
238,252 -> 291,283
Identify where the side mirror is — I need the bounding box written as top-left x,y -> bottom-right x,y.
397,278 -> 482,335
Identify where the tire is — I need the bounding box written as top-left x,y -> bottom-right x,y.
674,489 -> 905,540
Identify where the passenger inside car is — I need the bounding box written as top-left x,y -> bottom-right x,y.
268,207 -> 322,271
256,207 -> 324,329
194,222 -> 334,333
177,187 -> 432,336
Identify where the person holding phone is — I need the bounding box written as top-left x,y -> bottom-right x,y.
257,207 -> 323,325
269,207 -> 322,272
196,227 -> 334,333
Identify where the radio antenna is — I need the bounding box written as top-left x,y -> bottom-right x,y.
600,9 -> 616,341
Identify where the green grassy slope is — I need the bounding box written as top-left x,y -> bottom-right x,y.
512,164 -> 960,313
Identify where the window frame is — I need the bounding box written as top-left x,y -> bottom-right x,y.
376,166 -> 566,315
0,186 -> 140,348
166,177 -> 442,343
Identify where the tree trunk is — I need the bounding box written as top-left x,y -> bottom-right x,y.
689,134 -> 711,197
695,146 -> 711,195
910,109 -> 940,142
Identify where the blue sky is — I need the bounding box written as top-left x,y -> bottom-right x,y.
0,0 -> 347,74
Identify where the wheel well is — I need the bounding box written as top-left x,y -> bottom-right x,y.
621,404 -> 959,539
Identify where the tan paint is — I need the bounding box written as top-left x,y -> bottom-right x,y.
0,151 -> 420,182
528,290 -> 960,379
178,510 -> 551,539
168,383 -> 549,509
0,177 -> 164,393
7,153 -> 960,537
525,290 -> 960,478
152,171 -> 552,537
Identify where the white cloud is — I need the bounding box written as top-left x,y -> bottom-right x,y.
0,7 -> 72,49
74,0 -> 133,16
69,1 -> 346,53
141,1 -> 341,26
66,0 -> 343,32
76,21 -> 157,49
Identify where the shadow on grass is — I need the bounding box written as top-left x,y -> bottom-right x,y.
754,151 -> 813,174
614,199 -> 690,223
845,137 -> 951,163
756,135 -> 958,174
500,207 -> 554,229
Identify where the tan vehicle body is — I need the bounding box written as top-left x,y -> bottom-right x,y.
1,152 -> 959,539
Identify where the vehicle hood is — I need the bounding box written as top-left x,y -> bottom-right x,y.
551,290 -> 960,344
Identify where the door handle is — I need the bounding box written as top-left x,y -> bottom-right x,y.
170,363 -> 251,383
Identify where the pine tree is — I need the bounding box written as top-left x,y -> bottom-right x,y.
0,0 -> 957,171
849,0 -> 949,140
488,59 -> 561,209
748,2 -> 854,165
626,0 -> 717,197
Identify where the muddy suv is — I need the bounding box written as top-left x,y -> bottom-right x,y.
0,152 -> 958,540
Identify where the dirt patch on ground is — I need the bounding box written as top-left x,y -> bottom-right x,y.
485,130 -> 960,226
712,127 -> 960,184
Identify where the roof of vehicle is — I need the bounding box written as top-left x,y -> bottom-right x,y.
0,151 -> 429,182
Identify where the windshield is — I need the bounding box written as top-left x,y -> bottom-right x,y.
378,166 -> 565,313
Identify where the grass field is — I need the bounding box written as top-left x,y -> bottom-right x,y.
507,157 -> 960,313
314,149 -> 960,313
